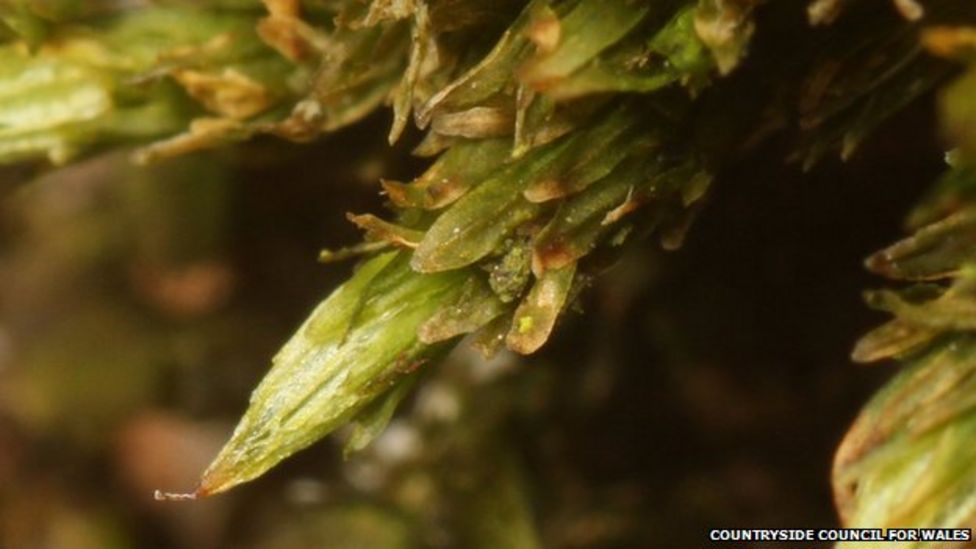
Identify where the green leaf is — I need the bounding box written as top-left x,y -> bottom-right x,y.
518,0 -> 650,90
381,137 -> 511,210
866,208 -> 976,281
506,262 -> 576,354
539,4 -> 714,100
418,273 -> 509,344
835,336 -> 976,539
531,156 -> 653,273
409,134 -> 568,273
943,66 -> 976,164
415,0 -> 541,126
411,104 -> 638,272
192,252 -> 469,496
343,373 -> 418,457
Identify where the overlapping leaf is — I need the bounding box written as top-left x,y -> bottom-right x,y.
837,173 -> 976,542
9,0 -> 975,508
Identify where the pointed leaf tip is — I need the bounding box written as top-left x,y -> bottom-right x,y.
194,252 -> 469,494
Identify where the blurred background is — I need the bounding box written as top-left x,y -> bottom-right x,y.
0,93 -> 948,548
